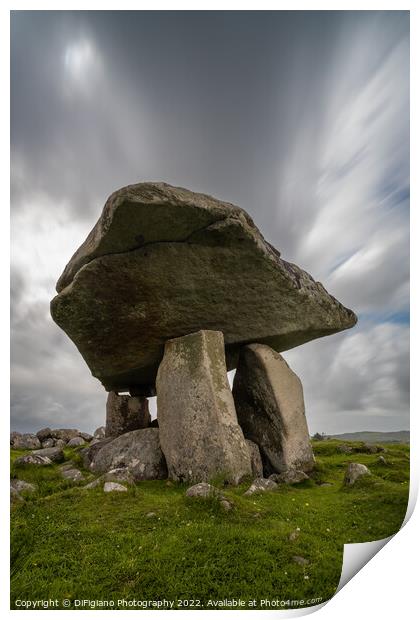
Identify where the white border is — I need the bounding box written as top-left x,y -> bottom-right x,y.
3,2 -> 417,618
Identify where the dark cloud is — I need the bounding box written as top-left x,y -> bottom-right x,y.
11,10 -> 409,433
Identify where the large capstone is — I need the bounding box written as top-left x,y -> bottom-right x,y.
156,330 -> 252,484
50,182 -> 357,395
105,391 -> 150,438
232,343 -> 315,476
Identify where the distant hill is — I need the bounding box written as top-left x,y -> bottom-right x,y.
327,431 -> 409,444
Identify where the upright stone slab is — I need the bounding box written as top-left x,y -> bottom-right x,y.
156,330 -> 252,484
232,344 -> 315,476
105,391 -> 150,438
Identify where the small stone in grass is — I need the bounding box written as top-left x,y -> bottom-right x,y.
103,482 -> 127,493
292,556 -> 309,566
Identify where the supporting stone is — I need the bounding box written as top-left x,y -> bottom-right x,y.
232,344 -> 315,476
105,392 -> 151,438
156,330 -> 252,484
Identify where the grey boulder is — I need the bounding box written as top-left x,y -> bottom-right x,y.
50,182 -> 356,395
41,438 -> 55,448
104,482 -> 127,493
94,426 -> 106,439
61,468 -> 85,482
36,427 -> 53,442
11,433 -> 41,450
244,478 -> 278,496
344,463 -> 371,486
51,428 -> 80,442
67,436 -> 85,447
90,428 -> 167,481
15,454 -> 52,466
33,447 -> 64,463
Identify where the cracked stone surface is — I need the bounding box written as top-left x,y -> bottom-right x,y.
89,428 -> 167,481
50,182 -> 357,395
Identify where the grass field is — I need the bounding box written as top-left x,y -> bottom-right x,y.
10,440 -> 409,610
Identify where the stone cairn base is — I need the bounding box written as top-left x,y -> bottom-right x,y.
103,329 -> 315,485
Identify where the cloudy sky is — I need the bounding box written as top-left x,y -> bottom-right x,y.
11,11 -> 409,435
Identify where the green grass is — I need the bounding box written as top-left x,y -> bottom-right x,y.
10,440 -> 409,610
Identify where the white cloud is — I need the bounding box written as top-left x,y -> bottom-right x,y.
62,38 -> 103,98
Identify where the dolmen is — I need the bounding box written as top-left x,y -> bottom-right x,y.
51,182 -> 357,484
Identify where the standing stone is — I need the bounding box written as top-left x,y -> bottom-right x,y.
232,344 -> 315,476
157,330 -> 252,484
105,392 -> 151,438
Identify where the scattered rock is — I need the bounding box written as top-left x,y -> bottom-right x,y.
11,433 -> 41,450
61,468 -> 85,482
269,469 -> 309,485
10,431 -> 21,446
10,479 -> 36,494
146,512 -> 156,518
103,467 -> 135,485
337,444 -> 353,454
33,447 -> 64,463
220,499 -> 232,511
233,344 -> 315,476
244,478 -> 278,496
67,436 -> 85,447
50,182 -> 356,396
14,454 -> 53,466
344,463 -> 371,486
36,427 -> 53,442
288,529 -> 300,541
103,481 -> 127,493
41,438 -> 55,448
246,440 -> 263,478
185,482 -> 221,499
377,455 -> 387,465
157,330 -> 251,484
363,443 -> 379,454
90,428 -> 167,481
292,555 -> 309,566
51,428 -> 80,442
94,426 -> 106,439
106,392 -> 151,438
80,432 -> 93,442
